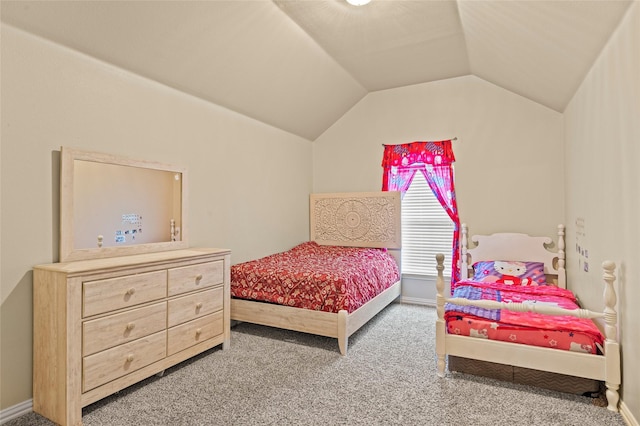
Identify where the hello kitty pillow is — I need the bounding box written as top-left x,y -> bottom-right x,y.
472,260 -> 547,286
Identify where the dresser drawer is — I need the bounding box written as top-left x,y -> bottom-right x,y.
168,287 -> 223,328
83,302 -> 167,356
167,312 -> 223,356
83,270 -> 167,317
167,261 -> 223,296
83,331 -> 166,392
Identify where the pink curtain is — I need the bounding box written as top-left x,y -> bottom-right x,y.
381,141 -> 461,286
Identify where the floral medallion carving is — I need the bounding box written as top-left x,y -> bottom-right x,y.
311,192 -> 401,248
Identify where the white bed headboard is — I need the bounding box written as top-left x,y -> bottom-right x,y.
460,224 -> 566,288
309,191 -> 401,249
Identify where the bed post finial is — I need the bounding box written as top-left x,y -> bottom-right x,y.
557,224 -> 566,288
461,224 -> 468,280
602,260 -> 617,342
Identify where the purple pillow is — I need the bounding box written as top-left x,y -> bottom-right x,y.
472,260 -> 547,286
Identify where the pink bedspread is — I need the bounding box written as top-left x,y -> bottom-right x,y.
231,242 -> 400,313
445,280 -> 604,354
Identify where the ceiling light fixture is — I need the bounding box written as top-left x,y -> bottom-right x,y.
346,0 -> 371,6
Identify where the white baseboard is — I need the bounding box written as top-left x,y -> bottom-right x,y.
0,399 -> 32,424
400,296 -> 435,307
621,401 -> 638,426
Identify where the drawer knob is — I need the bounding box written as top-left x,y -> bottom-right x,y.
125,322 -> 135,331
195,274 -> 203,282
195,328 -> 202,336
126,354 -> 134,363
125,288 -> 136,296
195,302 -> 203,310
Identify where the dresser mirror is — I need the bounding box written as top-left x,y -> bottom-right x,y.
59,147 -> 188,262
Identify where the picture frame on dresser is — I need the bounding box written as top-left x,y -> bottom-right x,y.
33,147 -> 231,426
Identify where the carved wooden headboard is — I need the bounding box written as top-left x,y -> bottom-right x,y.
309,192 -> 401,249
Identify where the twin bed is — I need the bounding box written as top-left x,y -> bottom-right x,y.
436,224 -> 621,411
230,192 -> 402,355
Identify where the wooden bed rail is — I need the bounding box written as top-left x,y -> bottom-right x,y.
443,297 -> 606,320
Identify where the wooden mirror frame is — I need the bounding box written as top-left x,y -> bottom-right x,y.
59,147 -> 189,262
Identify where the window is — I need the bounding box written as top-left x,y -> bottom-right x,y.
401,170 -> 454,277
381,140 -> 460,284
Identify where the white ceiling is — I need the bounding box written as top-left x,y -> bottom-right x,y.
1,0 -> 632,140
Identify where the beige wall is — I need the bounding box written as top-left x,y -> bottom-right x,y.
564,2 -> 639,422
0,24 -> 312,409
313,74 -> 565,238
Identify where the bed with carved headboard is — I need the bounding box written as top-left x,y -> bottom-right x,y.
230,191 -> 401,355
435,224 -> 621,411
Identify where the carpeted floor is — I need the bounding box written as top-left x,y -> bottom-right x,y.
6,304 -> 624,426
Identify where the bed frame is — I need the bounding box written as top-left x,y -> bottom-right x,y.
435,224 -> 621,412
231,191 -> 402,355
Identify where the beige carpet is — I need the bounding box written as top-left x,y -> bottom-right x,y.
6,304 -> 624,426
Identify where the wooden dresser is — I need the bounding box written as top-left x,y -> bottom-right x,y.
33,248 -> 231,426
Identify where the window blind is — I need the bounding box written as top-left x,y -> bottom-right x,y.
401,171 -> 454,277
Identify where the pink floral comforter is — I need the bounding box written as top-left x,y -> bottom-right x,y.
445,280 -> 604,354
231,241 -> 400,313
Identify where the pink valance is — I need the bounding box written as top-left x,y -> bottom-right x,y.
381,140 -> 455,168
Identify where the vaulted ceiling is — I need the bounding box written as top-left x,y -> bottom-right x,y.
1,0 -> 632,140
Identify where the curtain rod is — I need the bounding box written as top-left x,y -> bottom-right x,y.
382,137 -> 457,147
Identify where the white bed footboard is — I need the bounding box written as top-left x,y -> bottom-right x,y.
445,295 -> 606,321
